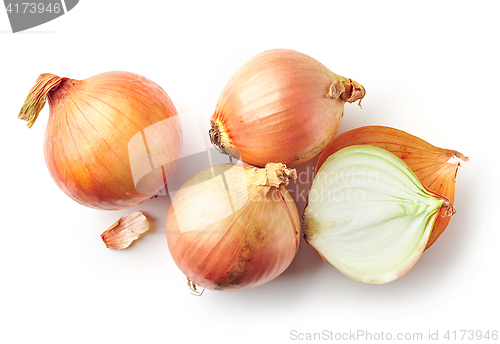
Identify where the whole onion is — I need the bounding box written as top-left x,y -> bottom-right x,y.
19,71 -> 182,210
209,49 -> 365,167
166,162 -> 300,292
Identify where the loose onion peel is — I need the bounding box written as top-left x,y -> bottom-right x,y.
101,211 -> 150,249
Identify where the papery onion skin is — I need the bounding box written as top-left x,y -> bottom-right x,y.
166,163 -> 300,292
19,71 -> 182,210
101,211 -> 150,249
316,126 -> 468,249
209,49 -> 365,167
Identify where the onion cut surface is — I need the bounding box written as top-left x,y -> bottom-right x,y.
303,145 -> 453,284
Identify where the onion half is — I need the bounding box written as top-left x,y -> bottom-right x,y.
19,71 -> 182,210
166,163 -> 300,292
303,145 -> 453,284
209,49 -> 365,167
316,126 -> 467,249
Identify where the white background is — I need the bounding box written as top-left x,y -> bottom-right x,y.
1,1 -> 499,343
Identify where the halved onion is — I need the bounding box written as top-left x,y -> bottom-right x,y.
316,125 -> 468,249
303,145 -> 453,284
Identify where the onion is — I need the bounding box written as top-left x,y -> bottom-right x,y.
166,162 -> 300,292
209,49 -> 365,167
303,145 -> 454,284
316,126 -> 468,249
19,71 -> 182,210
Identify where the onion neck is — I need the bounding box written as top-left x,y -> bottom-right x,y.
421,183 -> 455,218
252,163 -> 297,188
436,195 -> 456,218
325,78 -> 366,107
19,73 -> 67,128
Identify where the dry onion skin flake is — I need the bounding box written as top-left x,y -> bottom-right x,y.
101,211 -> 150,249
303,145 -> 453,284
166,163 -> 300,292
